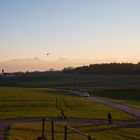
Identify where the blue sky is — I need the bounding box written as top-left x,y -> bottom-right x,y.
0,0 -> 140,70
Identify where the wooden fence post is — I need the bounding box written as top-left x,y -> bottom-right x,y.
42,118 -> 45,138
51,120 -> 54,140
64,126 -> 67,140
88,135 -> 91,140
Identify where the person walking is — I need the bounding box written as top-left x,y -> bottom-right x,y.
60,109 -> 66,119
108,111 -> 112,124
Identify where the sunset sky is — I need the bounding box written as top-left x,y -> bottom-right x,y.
0,0 -> 140,72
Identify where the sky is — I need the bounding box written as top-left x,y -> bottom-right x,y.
0,0 -> 140,72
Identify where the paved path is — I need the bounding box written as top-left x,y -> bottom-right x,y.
0,117 -> 140,140
70,90 -> 140,118
88,97 -> 140,118
0,118 -> 42,140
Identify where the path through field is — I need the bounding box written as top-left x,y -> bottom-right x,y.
70,90 -> 140,118
0,117 -> 140,140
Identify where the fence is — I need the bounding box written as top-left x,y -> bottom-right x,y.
37,118 -> 96,140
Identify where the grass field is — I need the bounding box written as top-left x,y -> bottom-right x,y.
1,74 -> 140,89
89,89 -> 140,109
1,74 -> 140,110
0,75 -> 139,140
6,121 -> 140,140
0,87 -> 135,120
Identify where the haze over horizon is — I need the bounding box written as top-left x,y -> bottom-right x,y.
0,57 -> 139,72
1,0 -> 140,72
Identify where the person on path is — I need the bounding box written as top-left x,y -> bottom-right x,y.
108,111 -> 112,124
60,109 -> 66,119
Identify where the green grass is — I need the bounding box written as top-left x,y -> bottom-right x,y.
89,89 -> 140,108
0,87 -> 135,120
1,74 -> 140,89
6,122 -> 140,140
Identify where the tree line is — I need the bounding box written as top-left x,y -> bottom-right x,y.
1,62 -> 140,77
63,62 -> 140,75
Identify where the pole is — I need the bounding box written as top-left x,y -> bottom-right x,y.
42,117 -> 45,138
64,126 -> 67,140
88,135 -> 91,140
51,120 -> 54,140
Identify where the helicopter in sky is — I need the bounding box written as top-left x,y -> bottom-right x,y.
46,52 -> 50,56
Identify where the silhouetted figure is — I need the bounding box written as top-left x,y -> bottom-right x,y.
60,109 -> 66,119
108,111 -> 112,124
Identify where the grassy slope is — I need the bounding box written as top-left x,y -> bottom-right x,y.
7,122 -> 140,140
89,89 -> 140,108
1,75 -> 140,88
1,74 -> 140,109
1,74 -> 140,108
0,87 -> 134,120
